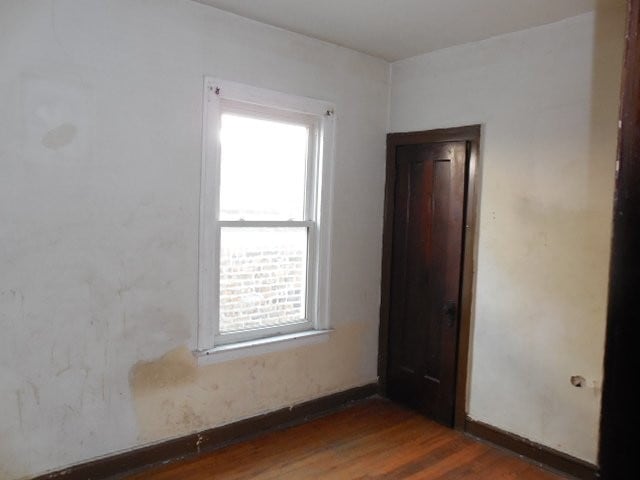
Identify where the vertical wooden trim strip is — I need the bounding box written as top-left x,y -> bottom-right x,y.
377,134 -> 398,394
599,1 -> 640,478
454,132 -> 481,430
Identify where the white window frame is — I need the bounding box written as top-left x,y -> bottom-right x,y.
197,77 -> 335,352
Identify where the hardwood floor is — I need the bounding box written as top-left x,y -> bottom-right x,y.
127,398 -> 567,479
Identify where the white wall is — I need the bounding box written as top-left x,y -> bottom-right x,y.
390,6 -> 625,463
0,0 -> 627,475
0,1 -> 389,478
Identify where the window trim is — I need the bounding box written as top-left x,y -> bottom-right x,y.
197,77 -> 335,353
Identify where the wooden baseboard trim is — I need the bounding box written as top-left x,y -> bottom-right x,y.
465,418 -> 598,480
33,383 -> 379,480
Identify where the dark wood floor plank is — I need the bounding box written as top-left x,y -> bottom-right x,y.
127,399 -> 567,480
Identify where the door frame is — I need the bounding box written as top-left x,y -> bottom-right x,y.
378,125 -> 481,429
598,0 -> 640,477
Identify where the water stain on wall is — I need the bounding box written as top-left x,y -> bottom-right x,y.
22,74 -> 91,163
41,123 -> 77,150
128,322 -> 373,443
131,346 -> 198,390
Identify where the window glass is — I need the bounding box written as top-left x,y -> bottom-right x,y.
219,113 -> 309,221
219,227 -> 308,333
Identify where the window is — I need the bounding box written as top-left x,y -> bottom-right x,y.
198,78 -> 335,351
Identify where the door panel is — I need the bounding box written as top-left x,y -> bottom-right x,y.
387,141 -> 466,426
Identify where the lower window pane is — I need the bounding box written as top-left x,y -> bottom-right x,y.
219,227 -> 308,333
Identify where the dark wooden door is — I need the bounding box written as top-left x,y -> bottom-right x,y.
386,141 -> 466,426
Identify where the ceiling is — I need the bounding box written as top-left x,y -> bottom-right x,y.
193,0 -> 604,61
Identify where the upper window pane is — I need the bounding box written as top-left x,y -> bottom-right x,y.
219,113 -> 309,220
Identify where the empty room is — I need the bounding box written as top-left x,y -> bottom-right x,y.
1,1 -> 638,479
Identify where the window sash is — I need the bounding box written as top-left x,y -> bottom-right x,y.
219,100 -> 320,223
212,108 -> 320,345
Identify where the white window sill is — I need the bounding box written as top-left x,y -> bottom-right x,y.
193,329 -> 334,365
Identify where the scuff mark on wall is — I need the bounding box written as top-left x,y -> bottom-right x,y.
16,390 -> 23,431
27,380 -> 40,405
